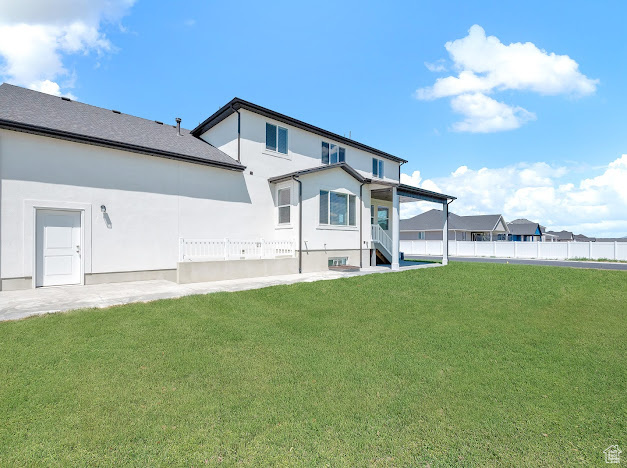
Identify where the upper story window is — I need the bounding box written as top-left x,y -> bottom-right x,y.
266,123 -> 288,154
320,190 -> 356,226
372,158 -> 384,178
277,187 -> 291,224
321,142 -> 346,165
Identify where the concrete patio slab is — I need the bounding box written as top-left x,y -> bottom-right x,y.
0,261 -> 440,322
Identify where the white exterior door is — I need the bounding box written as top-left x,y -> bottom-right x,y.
36,210 -> 82,287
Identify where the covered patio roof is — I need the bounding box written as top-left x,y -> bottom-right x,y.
371,184 -> 456,204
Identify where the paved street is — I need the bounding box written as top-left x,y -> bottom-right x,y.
406,255 -> 627,271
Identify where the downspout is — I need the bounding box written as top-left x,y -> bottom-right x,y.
292,176 -> 303,274
359,182 -> 364,268
231,105 -> 241,163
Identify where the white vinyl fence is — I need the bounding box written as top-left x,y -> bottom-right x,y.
179,238 -> 295,262
401,240 -> 627,261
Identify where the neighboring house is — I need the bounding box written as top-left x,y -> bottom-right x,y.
545,230 -> 574,242
0,84 -> 455,290
507,219 -> 544,242
400,209 -> 508,241
574,234 -> 596,242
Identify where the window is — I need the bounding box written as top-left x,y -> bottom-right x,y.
370,205 -> 375,224
320,190 -> 329,224
322,142 -> 346,164
277,187 -> 291,224
266,123 -> 288,154
377,206 -> 389,230
328,257 -> 348,267
372,158 -> 384,178
320,190 -> 356,226
417,231 -> 425,240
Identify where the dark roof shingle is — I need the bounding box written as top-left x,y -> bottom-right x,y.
401,209 -> 505,232
0,83 -> 243,170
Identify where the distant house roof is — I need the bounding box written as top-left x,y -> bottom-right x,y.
574,234 -> 596,242
0,83 -> 244,171
191,97 -> 407,164
401,209 -> 506,232
507,221 -> 542,236
545,230 -> 574,241
509,218 -> 535,224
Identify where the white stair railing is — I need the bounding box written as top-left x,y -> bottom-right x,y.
179,238 -> 295,262
371,224 -> 393,257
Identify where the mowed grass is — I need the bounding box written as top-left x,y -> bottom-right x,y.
0,263 -> 625,466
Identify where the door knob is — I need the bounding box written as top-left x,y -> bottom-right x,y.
76,245 -> 81,254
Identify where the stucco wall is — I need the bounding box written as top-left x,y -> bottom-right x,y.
1,106 -> 402,288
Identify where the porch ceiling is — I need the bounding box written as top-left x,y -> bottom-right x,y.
371,184 -> 456,204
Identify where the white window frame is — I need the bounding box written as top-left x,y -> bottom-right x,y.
276,184 -> 292,228
265,122 -> 289,158
318,189 -> 358,229
321,141 -> 346,165
372,157 -> 384,178
377,206 -> 389,231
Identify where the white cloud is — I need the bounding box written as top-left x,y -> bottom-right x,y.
450,92 -> 536,133
424,59 -> 447,72
0,0 -> 135,97
416,25 -> 598,132
401,155 -> 627,237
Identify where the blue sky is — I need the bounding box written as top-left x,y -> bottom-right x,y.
1,0 -> 626,236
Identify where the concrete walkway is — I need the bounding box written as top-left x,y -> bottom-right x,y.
0,261 -> 439,322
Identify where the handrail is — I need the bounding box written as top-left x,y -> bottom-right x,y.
371,224 -> 393,256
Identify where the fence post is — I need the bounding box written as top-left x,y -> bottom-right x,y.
179,238 -> 184,262
614,241 -> 618,261
224,238 -> 229,260
567,242 -> 571,259
537,241 -> 540,259
589,241 -> 592,260
514,242 -> 518,258
493,241 -> 496,257
474,241 -> 477,256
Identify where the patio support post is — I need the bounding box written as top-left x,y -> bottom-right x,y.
392,186 -> 400,270
442,201 -> 449,265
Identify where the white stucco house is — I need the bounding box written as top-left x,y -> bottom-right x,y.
0,84 -> 455,290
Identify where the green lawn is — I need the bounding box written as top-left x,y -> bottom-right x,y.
0,263 -> 625,466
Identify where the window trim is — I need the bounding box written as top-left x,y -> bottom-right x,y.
276,184 -> 292,228
372,157 -> 384,178
265,122 -> 289,157
377,206 -> 389,231
318,188 -> 358,229
321,140 -> 346,165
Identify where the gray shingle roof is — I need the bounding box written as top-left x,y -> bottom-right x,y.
545,230 -> 574,240
506,222 -> 542,236
0,83 -> 243,170
400,209 -> 505,232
